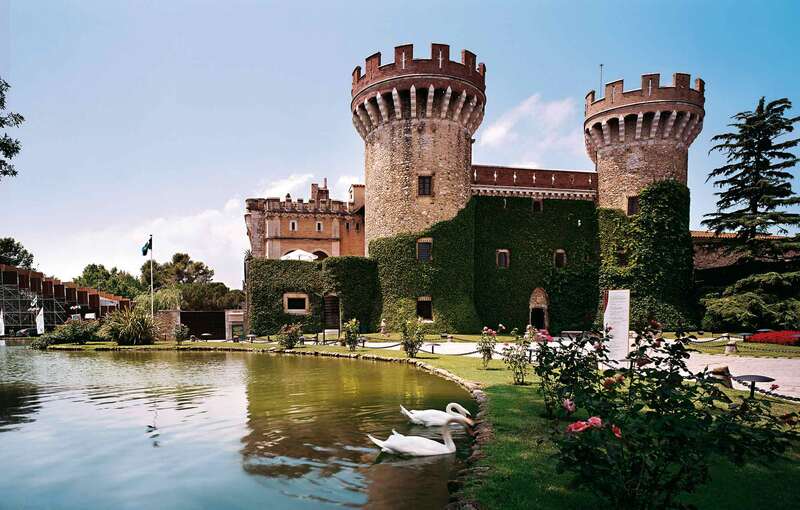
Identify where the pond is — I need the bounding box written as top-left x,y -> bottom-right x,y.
0,347 -> 476,509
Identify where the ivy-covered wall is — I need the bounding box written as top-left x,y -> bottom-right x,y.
321,256 -> 380,332
598,180 -> 696,329
473,197 -> 600,333
369,201 -> 481,333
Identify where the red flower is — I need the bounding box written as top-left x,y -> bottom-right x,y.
566,420 -> 591,434
562,399 -> 576,414
594,342 -> 604,351
770,384 -> 780,391
603,377 -> 616,389
587,416 -> 603,428
612,424 -> 622,439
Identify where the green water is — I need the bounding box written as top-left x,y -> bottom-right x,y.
0,347 -> 476,509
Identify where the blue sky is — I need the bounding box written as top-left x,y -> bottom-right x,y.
1,0 -> 799,288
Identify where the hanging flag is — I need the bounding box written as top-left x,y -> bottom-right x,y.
0,309 -> 5,337
142,235 -> 153,256
36,307 -> 45,335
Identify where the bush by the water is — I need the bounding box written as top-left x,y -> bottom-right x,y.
400,318 -> 425,358
30,319 -> 102,349
702,271 -> 800,331
100,308 -> 157,345
277,323 -> 302,349
342,318 -> 360,351
174,323 -> 190,344
747,330 -> 800,346
536,328 -> 798,509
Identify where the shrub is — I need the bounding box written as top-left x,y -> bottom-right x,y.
30,319 -> 103,349
400,318 -> 425,358
546,328 -> 797,509
476,326 -> 497,369
342,318 -> 360,351
702,271 -> 800,331
276,323 -> 302,349
174,323 -> 190,345
100,308 -> 157,345
747,330 -> 800,346
501,329 -> 530,385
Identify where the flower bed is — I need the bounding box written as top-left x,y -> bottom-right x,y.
747,330 -> 800,346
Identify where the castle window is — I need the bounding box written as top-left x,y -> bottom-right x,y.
496,249 -> 510,269
418,175 -> 433,196
346,222 -> 350,231
416,296 -> 433,321
355,222 -> 360,232
283,293 -> 309,315
532,200 -> 543,213
627,196 -> 640,216
289,220 -> 298,232
316,221 -> 323,232
417,238 -> 433,262
616,249 -> 629,267
554,249 -> 567,269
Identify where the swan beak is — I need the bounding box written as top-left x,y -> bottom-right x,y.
464,417 -> 475,427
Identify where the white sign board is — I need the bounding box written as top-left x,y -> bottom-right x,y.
603,289 -> 630,362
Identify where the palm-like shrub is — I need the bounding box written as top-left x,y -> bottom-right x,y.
100,308 -> 157,345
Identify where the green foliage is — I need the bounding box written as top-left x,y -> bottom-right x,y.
400,318 -> 425,358
598,180 -> 696,330
547,329 -> 796,509
180,282 -> 243,310
501,330 -> 530,384
702,271 -> 800,331
30,319 -> 102,349
321,256 -> 379,331
75,263 -> 144,299
140,252 -> 214,289
474,197 -> 599,333
276,323 -> 302,349
247,259 -> 326,335
477,326 -> 498,369
0,77 -> 24,181
100,308 -> 157,345
370,201 -> 481,333
0,237 -> 33,268
703,97 -> 800,260
342,318 -> 360,351
174,323 -> 190,344
134,286 -> 182,311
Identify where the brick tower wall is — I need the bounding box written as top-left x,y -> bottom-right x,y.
351,43 -> 487,248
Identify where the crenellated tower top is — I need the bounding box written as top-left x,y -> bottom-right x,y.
350,43 -> 487,140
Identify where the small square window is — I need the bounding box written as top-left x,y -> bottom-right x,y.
532,200 -> 543,213
289,220 -> 298,232
355,222 -> 360,232
416,297 -> 433,320
417,238 -> 433,262
346,222 -> 350,231
496,249 -> 510,269
554,249 -> 567,269
418,176 -> 433,196
627,196 -> 639,216
283,293 -> 309,315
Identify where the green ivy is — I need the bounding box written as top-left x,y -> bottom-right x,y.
321,256 -> 380,332
598,180 -> 696,330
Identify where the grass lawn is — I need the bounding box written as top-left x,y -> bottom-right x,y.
363,332 -> 519,343
689,340 -> 800,359
45,340 -> 800,509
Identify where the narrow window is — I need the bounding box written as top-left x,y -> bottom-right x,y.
418,175 -> 433,196
532,200 -> 543,213
316,221 -> 323,232
289,220 -> 298,232
346,222 -> 350,231
554,249 -> 567,269
416,296 -> 433,321
627,196 -> 639,216
417,238 -> 433,262
283,293 -> 309,315
355,222 -> 360,232
616,249 -> 629,267
496,249 -> 510,269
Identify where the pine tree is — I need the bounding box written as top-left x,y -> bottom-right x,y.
0,77 -> 25,181
703,97 -> 800,260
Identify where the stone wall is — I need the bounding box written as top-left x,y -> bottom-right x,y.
364,119 -> 472,247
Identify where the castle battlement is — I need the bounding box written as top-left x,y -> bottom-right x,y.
585,73 -> 704,120
245,197 -> 355,215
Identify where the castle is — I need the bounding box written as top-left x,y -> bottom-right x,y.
245,43 -> 705,334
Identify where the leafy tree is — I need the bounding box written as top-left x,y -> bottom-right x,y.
180,282 -> 243,310
703,97 -> 800,259
140,252 -> 214,289
74,263 -> 144,299
0,77 -> 24,181
134,286 -> 182,311
0,237 -> 34,268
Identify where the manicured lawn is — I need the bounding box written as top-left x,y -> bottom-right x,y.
689,340 -> 800,359
363,332 -> 518,343
44,341 -> 800,509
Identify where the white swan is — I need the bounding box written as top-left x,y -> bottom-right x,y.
400,402 -> 473,427
367,415 -> 472,456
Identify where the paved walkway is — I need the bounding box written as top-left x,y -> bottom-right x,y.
362,340 -> 800,399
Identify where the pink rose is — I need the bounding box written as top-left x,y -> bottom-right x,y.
562,399 -> 576,414
566,421 -> 591,434
614,373 -> 625,383
771,384 -> 780,391
594,342 -> 604,351
587,416 -> 603,428
603,377 -> 616,389
612,424 -> 622,439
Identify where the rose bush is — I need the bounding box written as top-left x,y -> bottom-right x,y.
476,326 -> 498,369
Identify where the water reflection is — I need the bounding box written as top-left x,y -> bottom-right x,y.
0,382 -> 41,431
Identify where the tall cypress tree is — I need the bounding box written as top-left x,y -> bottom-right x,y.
703,97 -> 800,260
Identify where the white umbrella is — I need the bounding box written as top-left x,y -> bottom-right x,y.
280,249 -> 318,261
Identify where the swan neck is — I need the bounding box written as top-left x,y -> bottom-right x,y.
441,421 -> 456,451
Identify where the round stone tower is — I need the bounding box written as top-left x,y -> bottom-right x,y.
583,73 -> 705,211
351,43 -> 487,247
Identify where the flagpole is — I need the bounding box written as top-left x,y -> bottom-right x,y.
150,234 -> 154,317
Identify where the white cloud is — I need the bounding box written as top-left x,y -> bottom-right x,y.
475,95 -> 588,170
34,199 -> 249,289
262,172 -> 314,199
331,175 -> 361,201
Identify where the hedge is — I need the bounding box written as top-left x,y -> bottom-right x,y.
321,256 -> 380,332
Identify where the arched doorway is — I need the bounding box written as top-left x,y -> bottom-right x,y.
529,288 -> 549,330
313,250 -> 329,260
